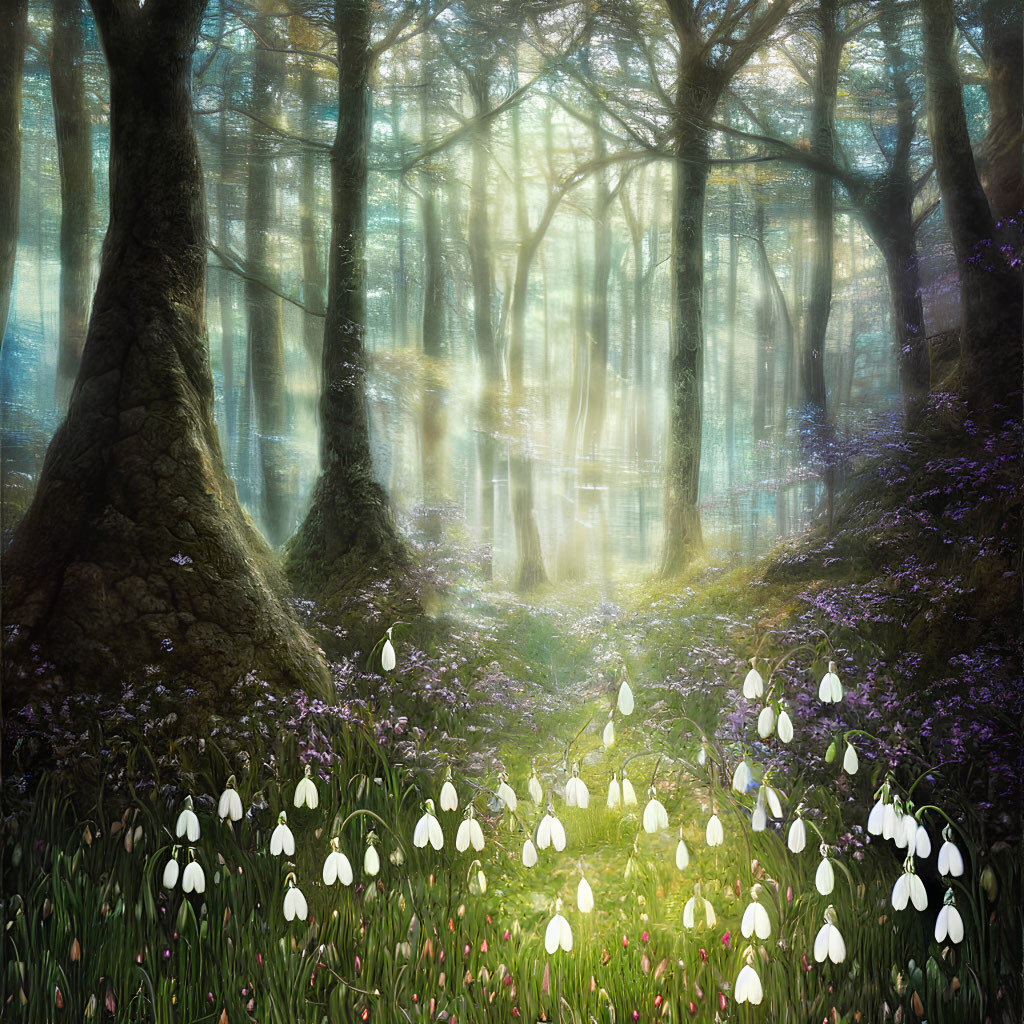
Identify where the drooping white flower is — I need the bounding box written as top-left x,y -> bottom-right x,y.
914,824 -> 932,859
818,661 -> 843,703
934,888 -> 964,943
842,743 -> 859,775
788,816 -> 807,854
381,628 -> 396,671
891,859 -> 927,911
603,716 -> 615,749
881,802 -> 899,841
528,768 -> 543,805
642,789 -> 669,833
181,852 -> 205,894
751,790 -> 767,833
413,799 -> 444,851
522,838 -> 538,868
815,853 -> 835,896
683,886 -> 716,928
162,853 -> 180,890
705,812 -> 724,847
742,661 -> 764,700
813,906 -> 846,964
455,808 -> 485,853
740,888 -> 771,939
293,765 -> 319,810
621,770 -> 637,807
470,863 -> 487,895
322,837 -> 353,886
175,797 -> 200,842
364,837 -> 380,876
544,899 -> 573,954
606,773 -> 621,809
938,827 -> 964,877
217,777 -> 243,823
537,810 -> 566,852
734,962 -> 763,1005
283,875 -> 307,922
617,679 -> 634,716
898,811 -> 918,850
867,798 -> 886,835
763,784 -> 783,819
777,708 -> 794,743
497,777 -> 518,813
577,875 -> 594,914
439,768 -> 459,813
270,812 -> 295,857
732,759 -> 753,794
565,764 -> 590,809
757,705 -> 776,739
675,829 -> 689,871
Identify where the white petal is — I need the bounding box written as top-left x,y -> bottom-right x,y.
777,710 -> 794,743
498,781 -> 518,812
831,675 -> 843,702
544,914 -> 563,955
813,923 -> 830,963
617,680 -> 634,716
603,720 -> 615,748
642,800 -> 662,834
882,804 -> 898,839
703,899 -> 717,927
765,787 -> 783,819
162,858 -> 180,890
537,815 -> 552,849
622,778 -> 637,806
757,706 -> 776,738
934,904 -> 949,943
550,817 -> 566,852
743,668 -> 764,699
576,781 -> 590,809
741,902 -> 756,938
915,825 -> 932,859
381,638 -> 396,671
706,814 -> 723,847
522,839 -> 538,867
559,915 -> 573,952
902,814 -> 919,849
469,819 -> 484,851
528,775 -> 543,805
892,873 -> 909,910
752,805 -> 766,832
323,852 -> 338,885
565,778 -> 579,808
440,781 -> 458,812
754,903 -> 771,939
732,760 -> 752,794
867,799 -> 885,835
456,820 -> 471,853
829,924 -> 846,963
788,818 -> 806,853
606,778 -> 620,808
675,838 -> 689,870
910,874 -> 928,910
429,816 -> 444,851
815,858 -> 835,895
818,675 -> 832,702
843,744 -> 859,775
945,905 -> 964,943
413,815 -> 429,849
577,877 -> 594,914
364,846 -> 380,876
683,897 -> 695,928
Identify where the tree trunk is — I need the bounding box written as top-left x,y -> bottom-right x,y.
51,0 -> 93,407
0,0 -> 28,346
298,62 -> 326,364
3,0 -> 329,702
285,0 -> 405,596
511,453 -> 546,591
725,148 -> 739,491
246,36 -> 291,547
583,110 -> 611,453
753,202 -> 771,445
467,70 -> 498,380
921,0 -> 1023,420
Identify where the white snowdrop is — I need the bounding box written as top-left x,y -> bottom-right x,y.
606,773 -> 621,809
777,708 -> 794,743
175,797 -> 200,843
867,797 -> 886,835
497,777 -> 518,813
683,886 -> 717,928
751,791 -> 767,833
757,705 -> 776,739
914,824 -> 932,859
642,789 -> 669,833
621,770 -> 637,807
181,851 -> 205,894
617,679 -> 634,716
899,811 -> 919,850
881,802 -> 899,841
293,765 -> 319,810
565,764 -> 590,809
891,859 -> 928,911
815,852 -> 835,896
763,784 -> 783,819
522,837 -> 538,868
413,799 -> 444,851
732,759 -> 753,794
537,809 -> 566,852
322,837 -> 353,886
439,768 -> 458,813
162,853 -> 180,890
742,661 -> 764,700
934,888 -> 964,943
283,875 -> 307,922
363,836 -> 380,877
788,816 -> 807,854
740,887 -> 771,939
938,827 -> 964,877
842,742 -> 859,775
577,874 -> 594,914
217,777 -> 243,823
675,829 -> 689,870
544,898 -> 573,954
528,768 -> 544,805
818,660 -> 843,703
455,808 -> 485,853
705,812 -> 724,847
381,628 -> 396,671
603,716 -> 615,749
270,812 -> 295,857
734,962 -> 763,1005
813,905 -> 846,964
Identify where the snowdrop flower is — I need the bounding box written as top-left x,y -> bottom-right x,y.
175,797 -> 200,842
181,850 -> 205,894
705,811 -> 724,847
217,776 -> 243,823
732,759 -> 753,794
544,898 -> 573,954
818,660 -> 843,703
528,767 -> 543,805
813,905 -> 846,964
606,773 -> 621,809
497,776 -> 517,813
757,705 -> 776,738
842,742 -> 859,775
577,874 -> 594,914
455,808 -> 485,853
675,829 -> 689,870
777,707 -> 794,743
683,885 -> 716,928
763,784 -> 783,819
734,962 -> 763,1005
293,765 -> 319,810
934,888 -> 964,943
322,837 -> 353,886
522,837 -> 538,868
895,809 -> 918,850
283,873 -> 307,922
270,812 -> 295,857
565,764 -> 590,809
914,824 -> 932,859
603,714 -> 615,749
621,770 -> 637,807
815,849 -> 835,896
938,826 -> 964,877
697,736 -> 708,766
740,886 -> 771,939
751,790 -> 767,833
162,851 -> 180,890
617,678 -> 634,716
642,788 -> 669,833
537,807 -> 566,852
469,860 -> 487,895
891,858 -> 927,911
439,767 -> 458,812
363,833 -> 380,876
882,802 -> 900,841
381,628 -> 396,671
867,797 -> 886,835
787,816 -> 807,853
742,660 -> 764,699
414,799 -> 444,851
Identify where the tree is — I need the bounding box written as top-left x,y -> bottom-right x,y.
2,0 -> 330,702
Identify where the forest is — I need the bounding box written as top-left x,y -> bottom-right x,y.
1,0 -> 1021,1021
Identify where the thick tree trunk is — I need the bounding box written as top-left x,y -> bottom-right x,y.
246,37 -> 291,547
753,204 -> 772,445
511,453 -> 546,591
921,0 -> 1023,419
0,0 -> 28,345
3,0 -> 329,701
51,0 -> 93,407
298,63 -> 326,364
285,0 -> 405,595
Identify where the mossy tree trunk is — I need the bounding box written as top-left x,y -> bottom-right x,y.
2,0 -> 330,702
0,0 -> 28,345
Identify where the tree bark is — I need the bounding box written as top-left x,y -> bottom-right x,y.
285,0 -> 405,596
298,62 -> 326,363
0,0 -> 28,346
3,0 -> 329,702
51,0 -> 93,407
